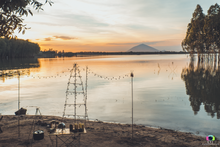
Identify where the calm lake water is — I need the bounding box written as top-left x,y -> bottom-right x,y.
0,54 -> 220,138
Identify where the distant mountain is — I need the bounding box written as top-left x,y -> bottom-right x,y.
127,44 -> 159,52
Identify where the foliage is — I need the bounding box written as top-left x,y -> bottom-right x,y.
0,0 -> 53,38
182,3 -> 220,54
204,4 -> 220,52
0,38 -> 40,58
182,5 -> 205,53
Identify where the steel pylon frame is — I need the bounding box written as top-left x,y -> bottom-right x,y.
63,63 -> 88,125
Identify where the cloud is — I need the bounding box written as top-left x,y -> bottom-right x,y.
43,36 -> 77,41
53,36 -> 77,40
22,0 -> 220,52
40,43 -> 66,47
44,37 -> 52,41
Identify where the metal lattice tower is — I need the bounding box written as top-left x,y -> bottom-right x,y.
63,63 -> 88,125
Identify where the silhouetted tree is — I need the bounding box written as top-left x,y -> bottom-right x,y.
204,3 -> 220,52
182,3 -> 220,54
0,0 -> 53,38
0,38 -> 40,58
182,4 -> 205,54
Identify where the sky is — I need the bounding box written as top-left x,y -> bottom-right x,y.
14,0 -> 220,52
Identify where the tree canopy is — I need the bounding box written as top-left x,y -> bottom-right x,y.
0,0 -> 53,38
182,3 -> 220,54
0,38 -> 40,58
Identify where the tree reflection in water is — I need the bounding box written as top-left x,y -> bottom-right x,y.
181,54 -> 220,119
0,58 -> 40,82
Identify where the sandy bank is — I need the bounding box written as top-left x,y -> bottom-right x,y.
0,115 -> 216,147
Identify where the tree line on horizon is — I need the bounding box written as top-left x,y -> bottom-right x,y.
0,38 -> 40,59
182,3 -> 220,54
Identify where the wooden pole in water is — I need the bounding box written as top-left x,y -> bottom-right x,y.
17,70 -> 20,138
130,72 -> 134,140
18,71 -> 20,110
74,64 -> 77,123
85,66 -> 88,127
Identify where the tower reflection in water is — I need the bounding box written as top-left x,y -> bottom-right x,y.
181,54 -> 220,119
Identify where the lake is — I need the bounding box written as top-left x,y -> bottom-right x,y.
0,54 -> 220,138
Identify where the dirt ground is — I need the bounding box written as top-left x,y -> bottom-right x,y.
0,115 -> 218,147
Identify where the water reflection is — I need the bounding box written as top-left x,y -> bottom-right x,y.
1,55 -> 220,137
0,58 -> 40,82
181,54 -> 220,119
0,58 -> 40,70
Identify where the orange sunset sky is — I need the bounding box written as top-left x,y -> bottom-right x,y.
14,0 -> 219,52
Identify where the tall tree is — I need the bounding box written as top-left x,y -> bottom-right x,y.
182,4 -> 205,54
204,3 -> 220,53
0,0 -> 53,38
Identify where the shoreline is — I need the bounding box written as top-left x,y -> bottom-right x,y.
85,119 -> 206,138
0,115 -> 214,147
